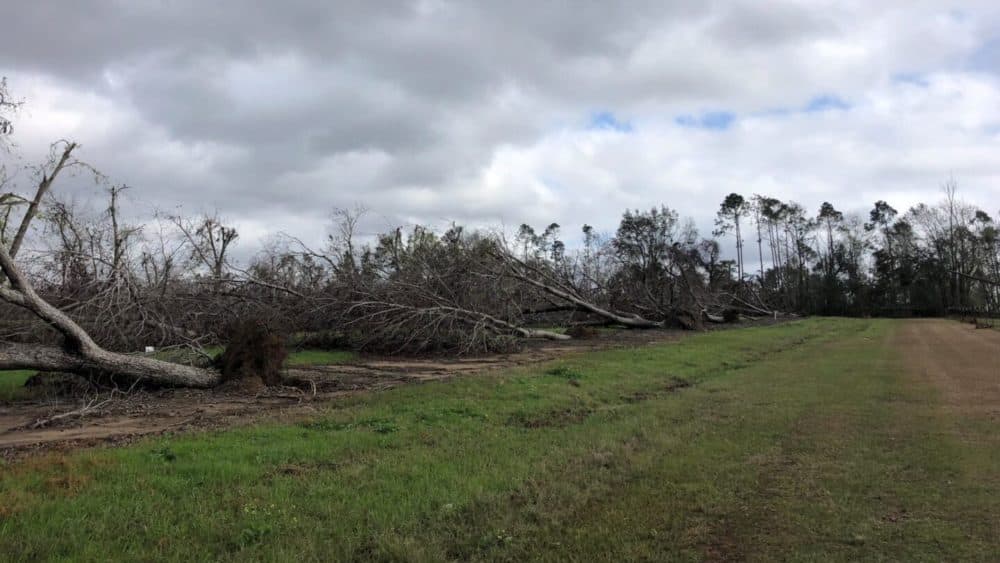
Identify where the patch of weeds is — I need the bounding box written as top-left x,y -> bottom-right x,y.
300,419 -> 352,431
507,406 -> 593,429
621,377 -> 691,404
150,447 -> 177,462
264,461 -> 339,481
545,365 -> 584,381
478,528 -> 515,551
237,502 -> 298,548
416,406 -> 486,425
238,523 -> 272,547
442,406 -> 487,420
367,419 -> 399,434
41,473 -> 92,496
300,416 -> 399,434
622,391 -> 653,404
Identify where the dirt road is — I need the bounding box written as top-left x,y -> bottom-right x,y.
894,318 -> 1000,420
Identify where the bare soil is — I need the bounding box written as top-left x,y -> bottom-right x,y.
894,318 -> 1000,420
0,328 -> 683,458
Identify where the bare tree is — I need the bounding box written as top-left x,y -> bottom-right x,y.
171,212 -> 239,288
9,141 -> 79,260
715,193 -> 748,282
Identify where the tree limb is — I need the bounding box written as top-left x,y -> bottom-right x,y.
9,141 -> 77,259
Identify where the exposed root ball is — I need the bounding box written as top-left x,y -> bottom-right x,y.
565,326 -> 600,339
217,320 -> 288,386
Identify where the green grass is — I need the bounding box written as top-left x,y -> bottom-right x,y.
285,349 -> 356,367
150,346 -> 355,367
0,370 -> 34,401
0,318 -> 996,561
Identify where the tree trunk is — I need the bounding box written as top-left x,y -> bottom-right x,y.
0,239 -> 221,387
8,142 -> 77,260
0,342 -> 220,387
755,214 -> 765,283
735,213 -> 743,282
498,250 -> 663,328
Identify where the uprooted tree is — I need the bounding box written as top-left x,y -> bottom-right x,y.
316,207 -> 745,355
0,241 -> 220,387
0,141 -> 222,387
0,80 -> 223,387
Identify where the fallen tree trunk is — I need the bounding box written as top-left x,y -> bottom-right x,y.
494,249 -> 664,329
704,311 -> 726,323
0,242 -> 221,388
519,273 -> 662,328
347,301 -> 571,342
0,342 -> 219,387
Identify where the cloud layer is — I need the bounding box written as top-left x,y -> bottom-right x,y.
2,1 -> 1000,253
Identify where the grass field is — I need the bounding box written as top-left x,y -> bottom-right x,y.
0,318 -> 996,561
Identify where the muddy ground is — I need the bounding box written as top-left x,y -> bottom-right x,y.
1,328 -> 688,458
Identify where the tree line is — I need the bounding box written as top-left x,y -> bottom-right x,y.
711,186 -> 1000,317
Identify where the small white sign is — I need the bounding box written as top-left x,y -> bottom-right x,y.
144,346 -> 155,353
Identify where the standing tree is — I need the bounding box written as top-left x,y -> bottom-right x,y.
866,200 -> 899,308
715,193 -> 748,282
750,195 -> 768,283
817,202 -> 843,277
816,202 -> 844,313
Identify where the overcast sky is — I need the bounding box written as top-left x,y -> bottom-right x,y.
2,1 -> 1000,255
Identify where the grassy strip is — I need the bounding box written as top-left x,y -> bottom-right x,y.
0,319 -> 995,561
284,349 -> 356,367
0,370 -> 33,402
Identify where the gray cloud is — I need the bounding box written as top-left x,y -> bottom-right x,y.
3,1 -> 1000,258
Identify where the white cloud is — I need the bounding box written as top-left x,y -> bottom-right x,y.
2,1 -> 1000,259
467,70 -> 1000,243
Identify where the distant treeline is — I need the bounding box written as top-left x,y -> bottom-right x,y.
703,182 -> 999,317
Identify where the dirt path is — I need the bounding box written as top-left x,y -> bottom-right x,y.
894,318 -> 1000,420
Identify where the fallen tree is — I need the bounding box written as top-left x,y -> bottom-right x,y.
345,300 -> 569,353
0,238 -> 221,387
490,241 -> 727,330
497,249 -> 663,328
0,128 -> 222,387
